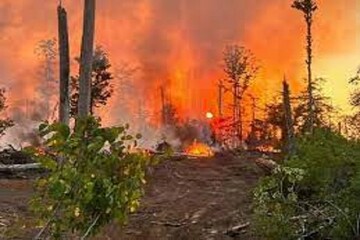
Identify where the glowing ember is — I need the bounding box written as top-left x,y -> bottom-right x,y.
206,112 -> 214,119
185,140 -> 214,157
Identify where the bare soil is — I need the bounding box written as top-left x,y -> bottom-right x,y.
0,151 -> 265,240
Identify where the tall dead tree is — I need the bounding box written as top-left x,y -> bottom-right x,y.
292,0 -> 318,134
78,0 -> 96,117
217,80 -> 225,118
223,45 -> 258,147
160,86 -> 166,125
57,3 -> 70,124
282,79 -> 296,158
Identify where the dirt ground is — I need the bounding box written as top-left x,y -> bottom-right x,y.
0,151 -> 265,240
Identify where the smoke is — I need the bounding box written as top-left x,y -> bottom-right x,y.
0,0 -> 358,146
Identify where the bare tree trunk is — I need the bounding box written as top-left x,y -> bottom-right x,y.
282,79 -> 296,158
218,80 -> 224,118
306,14 -> 315,134
57,4 -> 70,125
160,86 -> 166,125
233,83 -> 239,147
292,0 -> 317,135
239,100 -> 243,143
78,0 -> 96,117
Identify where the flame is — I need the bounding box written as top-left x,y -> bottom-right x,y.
184,140 -> 214,157
206,112 -> 214,119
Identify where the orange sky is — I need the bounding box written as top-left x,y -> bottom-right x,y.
0,0 -> 359,125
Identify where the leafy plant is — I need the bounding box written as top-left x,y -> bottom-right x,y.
27,116 -> 150,239
254,128 -> 360,239
253,166 -> 305,239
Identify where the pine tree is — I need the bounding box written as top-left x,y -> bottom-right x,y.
71,46 -> 114,116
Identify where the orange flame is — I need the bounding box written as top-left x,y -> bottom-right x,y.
184,140 -> 214,157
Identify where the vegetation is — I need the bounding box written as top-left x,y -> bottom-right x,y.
0,88 -> 13,136
2,0 -> 360,239
254,129 -> 360,239
27,117 -> 150,239
71,46 -> 114,116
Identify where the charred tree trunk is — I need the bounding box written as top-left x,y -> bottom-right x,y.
239,100 -> 243,143
78,0 -> 96,117
282,79 -> 296,158
218,80 -> 224,118
233,83 -> 240,147
57,4 -> 70,125
160,86 -> 166,125
306,11 -> 315,134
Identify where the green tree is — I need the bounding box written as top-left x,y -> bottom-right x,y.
71,46 -> 114,116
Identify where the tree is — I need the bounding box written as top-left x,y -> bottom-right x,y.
264,78 -> 333,146
35,38 -> 57,120
282,80 -> 296,157
57,3 -> 70,125
293,78 -> 335,132
71,46 -> 114,116
0,89 -> 14,136
78,0 -> 96,117
223,45 -> 259,146
160,85 -> 179,127
347,71 -> 360,138
292,0 -> 318,134
265,99 -> 284,147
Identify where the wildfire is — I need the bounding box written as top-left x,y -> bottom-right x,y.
184,140 -> 214,157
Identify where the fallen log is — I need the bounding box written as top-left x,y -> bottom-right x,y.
225,222 -> 250,236
254,157 -> 278,173
0,163 -> 41,172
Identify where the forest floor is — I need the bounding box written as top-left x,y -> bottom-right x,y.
0,151 -> 266,240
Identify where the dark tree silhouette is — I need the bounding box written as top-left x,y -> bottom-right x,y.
292,0 -> 318,134
71,46 -> 114,116
293,78 -> 335,132
282,79 -> 296,158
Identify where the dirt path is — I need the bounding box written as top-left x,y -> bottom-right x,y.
0,152 -> 264,240
98,152 -> 264,240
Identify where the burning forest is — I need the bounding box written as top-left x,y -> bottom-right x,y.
1,0 -> 360,239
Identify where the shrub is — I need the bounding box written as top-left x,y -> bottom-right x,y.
27,117 -> 150,239
254,128 -> 360,239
